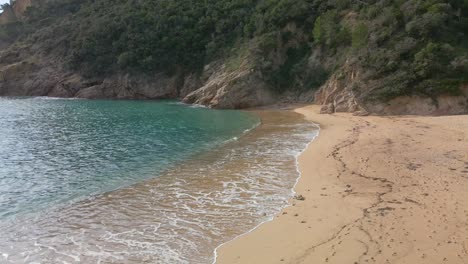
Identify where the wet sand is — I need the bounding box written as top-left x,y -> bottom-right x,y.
216,105 -> 468,264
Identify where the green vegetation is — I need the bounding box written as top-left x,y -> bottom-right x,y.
352,23 -> 368,48
313,10 -> 351,48
1,0 -> 467,100
1,4 -> 10,11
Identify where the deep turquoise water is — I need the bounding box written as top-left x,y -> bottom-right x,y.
0,97 -> 259,218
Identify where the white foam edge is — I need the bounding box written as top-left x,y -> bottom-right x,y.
211,121 -> 321,264
32,96 -> 83,100
189,103 -> 209,108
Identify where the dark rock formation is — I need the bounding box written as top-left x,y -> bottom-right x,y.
0,57 -> 277,109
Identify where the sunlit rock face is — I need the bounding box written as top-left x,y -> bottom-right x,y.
0,4 -> 17,25
0,0 -> 42,25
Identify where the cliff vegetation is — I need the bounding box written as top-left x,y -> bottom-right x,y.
0,0 -> 467,114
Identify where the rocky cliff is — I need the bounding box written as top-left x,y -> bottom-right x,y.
314,63 -> 468,116
0,52 -> 276,108
12,0 -> 35,19
1,49 -> 467,115
0,0 -> 38,25
1,0 -> 467,115
182,63 -> 275,109
0,5 -> 16,24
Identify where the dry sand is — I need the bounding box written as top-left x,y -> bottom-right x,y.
216,105 -> 468,264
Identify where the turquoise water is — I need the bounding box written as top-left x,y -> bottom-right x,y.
0,97 -> 319,264
0,97 -> 259,218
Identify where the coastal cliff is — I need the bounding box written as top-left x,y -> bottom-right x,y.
0,0 -> 40,24
0,0 -> 467,115
0,5 -> 16,25
314,63 -> 468,115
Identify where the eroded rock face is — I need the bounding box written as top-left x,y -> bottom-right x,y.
0,55 -> 275,109
314,62 -> 468,115
314,63 -> 362,113
12,0 -> 36,19
0,43 -> 192,100
0,0 -> 42,25
0,5 -> 17,25
179,73 -> 202,98
74,73 -> 181,99
365,89 -> 468,116
182,62 -> 275,109
47,75 -> 87,98
0,59 -> 56,96
1,46 -> 465,114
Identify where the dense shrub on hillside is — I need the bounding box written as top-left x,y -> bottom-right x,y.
1,0 -> 467,99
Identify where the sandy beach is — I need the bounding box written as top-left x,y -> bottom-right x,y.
216,105 -> 468,264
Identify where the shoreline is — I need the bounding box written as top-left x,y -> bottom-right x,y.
212,107 -> 321,264
216,105 -> 468,264
0,99 -> 321,263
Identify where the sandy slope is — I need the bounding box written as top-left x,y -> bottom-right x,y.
216,105 -> 468,264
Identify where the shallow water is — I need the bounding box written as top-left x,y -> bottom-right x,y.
0,98 -> 258,218
0,98 -> 318,263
